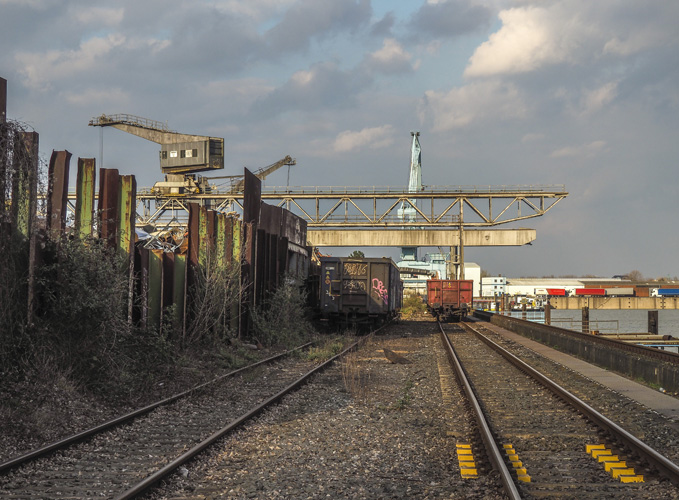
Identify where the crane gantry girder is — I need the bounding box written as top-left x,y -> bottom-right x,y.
133,184 -> 568,229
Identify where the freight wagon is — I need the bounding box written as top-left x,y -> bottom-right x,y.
574,288 -> 606,296
655,288 -> 679,297
604,287 -> 635,296
426,279 -> 474,322
318,257 -> 402,326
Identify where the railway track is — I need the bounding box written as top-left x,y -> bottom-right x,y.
0,341 -> 358,499
439,320 -> 679,498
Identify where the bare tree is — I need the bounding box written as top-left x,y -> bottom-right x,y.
627,270 -> 644,281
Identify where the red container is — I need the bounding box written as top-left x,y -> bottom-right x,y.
575,288 -> 605,296
546,288 -> 566,296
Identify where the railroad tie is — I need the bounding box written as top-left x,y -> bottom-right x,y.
586,444 -> 644,483
455,443 -> 478,478
503,444 -> 531,483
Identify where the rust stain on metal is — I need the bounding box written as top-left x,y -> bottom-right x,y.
117,174 -> 136,255
75,158 -> 96,239
47,150 -> 72,237
98,168 -> 120,248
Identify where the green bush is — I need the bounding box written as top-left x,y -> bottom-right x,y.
250,278 -> 315,348
400,293 -> 427,319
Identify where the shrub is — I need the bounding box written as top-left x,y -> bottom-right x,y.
250,278 -> 315,347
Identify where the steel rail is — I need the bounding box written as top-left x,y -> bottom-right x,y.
0,343 -> 311,474
437,321 -> 522,500
463,321 -> 679,486
114,339 -> 362,500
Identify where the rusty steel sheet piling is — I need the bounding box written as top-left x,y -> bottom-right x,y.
148,249 -> 164,329
98,168 -> 120,248
18,132 -> 39,323
216,213 -> 227,268
46,150 -> 71,237
230,219 -> 241,334
117,175 -> 136,256
75,158 -> 96,239
12,132 -> 40,241
173,253 -> 187,337
0,77 -> 6,123
255,228 -> 267,307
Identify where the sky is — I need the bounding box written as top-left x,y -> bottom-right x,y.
1,0 -> 678,279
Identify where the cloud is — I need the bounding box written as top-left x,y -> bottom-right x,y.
550,140 -> 607,159
365,38 -> 415,74
265,0 -> 371,54
251,61 -> 369,118
465,5 -> 580,77
63,87 -> 130,107
16,34 -> 128,90
420,80 -> 527,131
333,125 -> 395,152
71,6 -> 124,25
407,0 -> 492,40
465,1 -> 679,79
580,81 -> 618,115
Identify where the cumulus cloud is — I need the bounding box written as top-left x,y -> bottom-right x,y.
365,38 -> 415,74
464,5 -> 580,77
333,125 -> 395,152
550,140 -> 607,159
16,34 -> 128,90
420,80 -> 527,131
465,1 -> 679,79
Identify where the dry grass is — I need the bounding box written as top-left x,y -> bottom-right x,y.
340,350 -> 370,400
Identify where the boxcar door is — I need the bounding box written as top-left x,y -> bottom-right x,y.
341,260 -> 369,311
320,258 -> 341,314
368,261 -> 390,314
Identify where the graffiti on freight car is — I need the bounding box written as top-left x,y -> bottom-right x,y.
372,278 -> 388,305
344,263 -> 367,276
343,280 -> 366,292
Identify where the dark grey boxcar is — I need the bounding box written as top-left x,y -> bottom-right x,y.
319,257 -> 402,325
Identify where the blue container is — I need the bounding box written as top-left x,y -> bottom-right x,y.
658,288 -> 679,296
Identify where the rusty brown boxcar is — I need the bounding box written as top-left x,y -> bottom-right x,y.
426,279 -> 474,322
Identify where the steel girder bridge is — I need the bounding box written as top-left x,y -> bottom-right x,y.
66,183 -> 567,277
135,183 -> 567,228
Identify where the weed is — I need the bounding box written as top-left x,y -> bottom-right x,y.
250,277 -> 316,348
400,294 -> 427,319
394,378 -> 415,410
306,339 -> 344,363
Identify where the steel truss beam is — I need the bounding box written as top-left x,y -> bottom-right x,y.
129,184 -> 567,230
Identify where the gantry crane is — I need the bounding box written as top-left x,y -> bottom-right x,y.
88,113 -> 294,196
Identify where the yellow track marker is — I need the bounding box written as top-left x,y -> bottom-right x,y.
619,475 -> 644,483
456,443 -> 478,479
517,474 -> 531,483
604,461 -> 626,472
587,445 -> 644,483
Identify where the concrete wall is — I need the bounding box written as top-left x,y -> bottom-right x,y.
474,311 -> 679,392
550,296 -> 679,310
